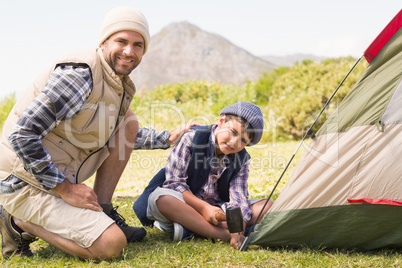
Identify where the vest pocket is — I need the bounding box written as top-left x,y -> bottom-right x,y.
42,133 -> 82,184
43,132 -> 81,160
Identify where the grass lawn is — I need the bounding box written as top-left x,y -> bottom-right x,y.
1,140 -> 402,267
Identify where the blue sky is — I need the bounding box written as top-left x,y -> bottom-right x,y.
0,0 -> 400,98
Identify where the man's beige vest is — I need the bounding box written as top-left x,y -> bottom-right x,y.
0,48 -> 136,195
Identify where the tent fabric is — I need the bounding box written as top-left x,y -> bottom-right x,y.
249,10 -> 402,250
250,204 -> 402,250
364,9 -> 402,63
382,78 -> 402,123
263,124 -> 402,213
348,198 -> 402,206
317,27 -> 402,136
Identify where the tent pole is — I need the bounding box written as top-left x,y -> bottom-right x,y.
240,54 -> 364,251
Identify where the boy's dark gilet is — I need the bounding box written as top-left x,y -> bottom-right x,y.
133,125 -> 250,226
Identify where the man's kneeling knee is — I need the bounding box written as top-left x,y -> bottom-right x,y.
93,224 -> 127,259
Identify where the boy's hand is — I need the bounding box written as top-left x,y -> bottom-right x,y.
201,205 -> 223,225
182,190 -> 223,225
230,233 -> 245,249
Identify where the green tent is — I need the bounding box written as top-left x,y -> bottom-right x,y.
249,9 -> 402,250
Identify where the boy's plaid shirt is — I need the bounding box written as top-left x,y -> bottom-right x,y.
163,125 -> 253,223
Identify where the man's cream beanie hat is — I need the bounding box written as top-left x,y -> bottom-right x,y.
99,7 -> 150,54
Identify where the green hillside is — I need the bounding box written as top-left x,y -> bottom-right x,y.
0,57 -> 367,142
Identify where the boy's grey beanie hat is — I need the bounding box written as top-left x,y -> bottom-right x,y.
220,101 -> 264,146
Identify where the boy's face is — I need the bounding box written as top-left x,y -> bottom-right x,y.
215,114 -> 252,155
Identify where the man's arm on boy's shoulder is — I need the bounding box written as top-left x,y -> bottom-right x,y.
167,122 -> 199,144
134,122 -> 199,150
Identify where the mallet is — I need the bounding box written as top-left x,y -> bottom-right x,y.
215,207 -> 244,244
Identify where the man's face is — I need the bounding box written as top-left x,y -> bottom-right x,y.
100,30 -> 145,77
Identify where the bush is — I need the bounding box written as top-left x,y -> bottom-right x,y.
268,57 -> 367,139
253,67 -> 290,105
0,94 -> 16,130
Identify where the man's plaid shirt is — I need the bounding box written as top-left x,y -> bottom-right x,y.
2,65 -> 170,193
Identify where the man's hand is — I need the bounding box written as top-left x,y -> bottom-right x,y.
168,122 -> 200,145
52,179 -> 103,212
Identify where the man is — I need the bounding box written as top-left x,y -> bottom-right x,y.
0,7 -> 193,260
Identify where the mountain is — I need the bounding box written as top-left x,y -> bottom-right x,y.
130,22 -> 275,91
261,54 -> 328,67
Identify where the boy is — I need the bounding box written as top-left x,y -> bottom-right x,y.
133,102 -> 272,248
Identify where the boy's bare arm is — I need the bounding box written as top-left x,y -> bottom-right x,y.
182,190 -> 222,225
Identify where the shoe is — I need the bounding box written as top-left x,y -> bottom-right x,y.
101,203 -> 147,243
172,222 -> 194,242
0,206 -> 36,259
153,221 -> 164,232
